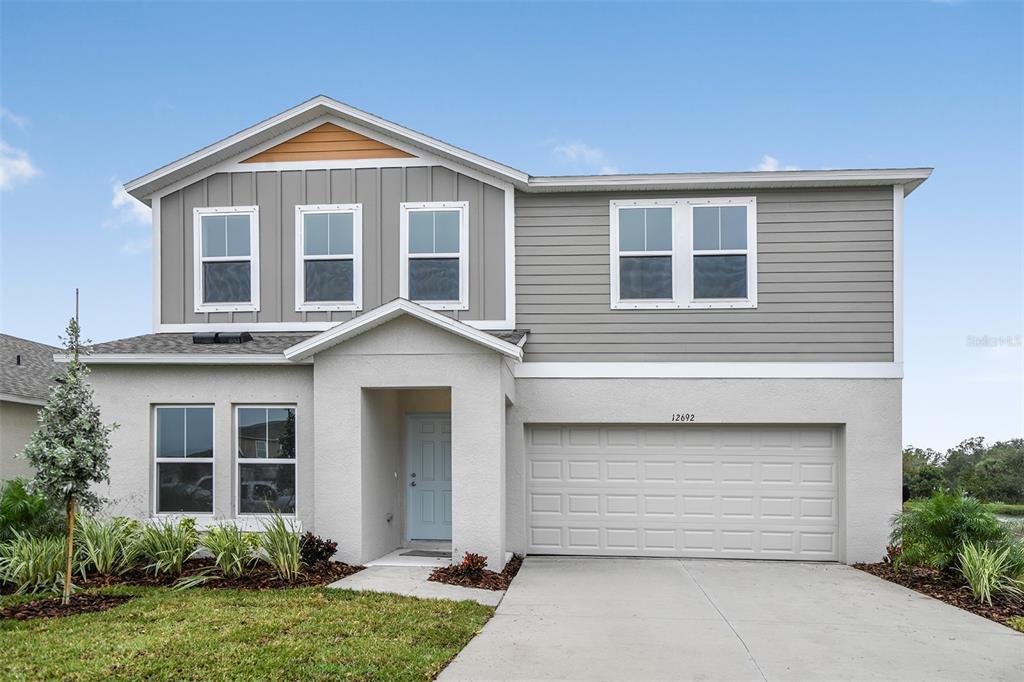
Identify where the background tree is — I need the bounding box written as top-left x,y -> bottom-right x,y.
22,317 -> 116,604
902,446 -> 944,500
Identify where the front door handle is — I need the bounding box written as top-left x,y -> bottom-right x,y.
410,481 -> 416,487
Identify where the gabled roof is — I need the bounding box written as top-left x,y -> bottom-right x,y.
284,299 -> 525,362
125,95 -> 933,202
0,334 -> 59,405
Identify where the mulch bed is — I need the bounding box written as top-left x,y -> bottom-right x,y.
0,593 -> 133,621
79,557 -> 363,591
429,554 -> 524,591
854,562 -> 1023,628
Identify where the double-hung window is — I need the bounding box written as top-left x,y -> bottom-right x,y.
399,201 -> 469,310
154,406 -> 214,515
295,204 -> 362,311
236,406 -> 296,515
610,197 -> 757,309
193,206 -> 260,312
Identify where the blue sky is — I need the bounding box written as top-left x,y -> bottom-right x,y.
1,1 -> 1021,451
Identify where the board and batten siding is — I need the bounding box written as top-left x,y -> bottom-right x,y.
515,187 -> 894,362
159,166 -> 506,325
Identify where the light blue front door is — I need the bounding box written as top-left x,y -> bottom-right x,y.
406,414 -> 452,540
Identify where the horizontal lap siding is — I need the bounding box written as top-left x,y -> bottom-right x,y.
160,167 -> 505,325
515,188 -> 894,362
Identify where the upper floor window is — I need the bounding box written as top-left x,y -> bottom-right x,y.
294,204 -> 362,312
399,202 -> 469,310
236,406 -> 297,515
610,197 -> 757,310
193,206 -> 260,313
154,406 -> 214,515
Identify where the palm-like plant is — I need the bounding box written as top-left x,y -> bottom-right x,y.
890,491 -> 1008,570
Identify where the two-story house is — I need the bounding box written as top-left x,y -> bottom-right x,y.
76,96 -> 930,569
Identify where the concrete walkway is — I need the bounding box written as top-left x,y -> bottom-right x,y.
440,556 -> 1024,681
328,565 -> 504,607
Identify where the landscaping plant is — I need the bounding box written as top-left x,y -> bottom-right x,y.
76,516 -> 140,576
0,532 -> 68,594
299,531 -> 337,567
0,478 -> 64,543
21,316 -> 116,604
258,513 -> 302,581
135,518 -> 198,577
201,523 -> 257,578
889,491 -> 1008,570
455,552 -> 488,579
957,542 -> 1023,605
1008,616 -> 1024,633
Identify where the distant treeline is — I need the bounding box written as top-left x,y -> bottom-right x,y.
903,437 -> 1024,503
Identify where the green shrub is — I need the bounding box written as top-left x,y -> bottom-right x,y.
0,532 -> 68,594
958,542 -> 1023,605
76,516 -> 140,576
201,524 -> 257,578
258,514 -> 301,581
134,519 -> 198,577
0,478 -> 64,543
890,491 -> 1008,569
1008,616 -> 1024,633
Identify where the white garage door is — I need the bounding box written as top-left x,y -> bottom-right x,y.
525,425 -> 841,561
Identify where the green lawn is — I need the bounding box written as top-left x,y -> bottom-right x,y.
1,586 -> 493,681
988,503 -> 1024,517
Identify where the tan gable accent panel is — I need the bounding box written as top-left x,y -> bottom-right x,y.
242,123 -> 416,163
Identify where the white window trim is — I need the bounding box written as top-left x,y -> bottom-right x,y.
399,201 -> 470,311
193,206 -> 260,313
294,204 -> 363,312
234,405 -> 298,518
610,197 -> 758,310
152,404 -> 216,518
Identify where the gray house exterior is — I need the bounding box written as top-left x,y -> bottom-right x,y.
77,96 -> 930,568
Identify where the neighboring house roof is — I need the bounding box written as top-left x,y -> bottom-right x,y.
124,95 -> 933,201
0,334 -> 59,405
284,299 -> 525,361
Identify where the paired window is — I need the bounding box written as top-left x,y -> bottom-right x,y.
193,206 -> 260,312
610,197 -> 757,309
295,204 -> 363,311
399,202 -> 469,310
154,406 -> 214,514
236,407 -> 297,515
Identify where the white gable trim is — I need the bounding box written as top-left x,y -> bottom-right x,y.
283,299 -> 523,361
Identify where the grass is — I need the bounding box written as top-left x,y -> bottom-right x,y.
1,586 -> 493,681
988,503 -> 1024,517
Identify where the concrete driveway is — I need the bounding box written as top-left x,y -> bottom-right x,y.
441,557 -> 1024,681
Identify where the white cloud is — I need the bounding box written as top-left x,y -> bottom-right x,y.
119,237 -> 151,255
0,141 -> 40,190
1,107 -> 29,131
111,180 -> 151,224
552,142 -> 619,175
755,155 -> 800,172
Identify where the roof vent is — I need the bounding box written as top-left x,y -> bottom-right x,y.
192,332 -> 254,345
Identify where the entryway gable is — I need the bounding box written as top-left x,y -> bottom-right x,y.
284,299 -> 523,361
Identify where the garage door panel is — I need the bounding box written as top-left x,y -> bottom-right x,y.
525,424 -> 841,561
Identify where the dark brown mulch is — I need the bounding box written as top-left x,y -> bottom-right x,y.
0,593 -> 133,621
79,557 -> 363,591
854,561 -> 1023,627
429,553 -> 524,591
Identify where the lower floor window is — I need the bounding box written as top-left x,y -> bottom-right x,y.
154,406 -> 214,514
237,406 -> 297,514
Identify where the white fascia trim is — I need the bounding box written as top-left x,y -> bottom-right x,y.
56,353 -> 304,365
514,362 -> 903,379
0,393 -> 46,406
893,184 -> 904,364
284,298 -> 523,361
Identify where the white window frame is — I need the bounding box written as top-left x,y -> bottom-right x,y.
193,205 -> 260,313
399,201 -> 470,311
152,404 -> 215,519
294,204 -> 363,312
610,196 -> 757,310
234,405 -> 298,519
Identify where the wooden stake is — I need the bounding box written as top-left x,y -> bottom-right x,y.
62,496 -> 75,606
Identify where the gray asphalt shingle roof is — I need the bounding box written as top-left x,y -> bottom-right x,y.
0,334 -> 60,402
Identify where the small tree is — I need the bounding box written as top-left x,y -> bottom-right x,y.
22,317 -> 116,604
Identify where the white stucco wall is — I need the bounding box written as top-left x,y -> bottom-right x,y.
87,364 -> 315,527
505,377 -> 901,564
1,400 -> 40,480
312,316 -> 510,569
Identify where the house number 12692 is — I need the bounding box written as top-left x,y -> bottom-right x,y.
671,413 -> 695,422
